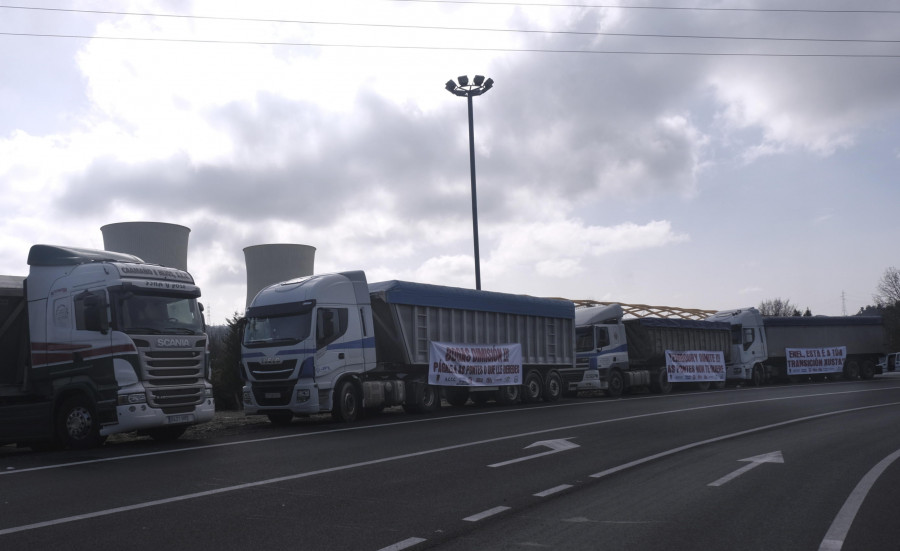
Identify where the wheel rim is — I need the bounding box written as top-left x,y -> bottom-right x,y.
547,377 -> 560,397
526,374 -> 541,400
66,407 -> 93,439
343,388 -> 357,416
610,373 -> 623,394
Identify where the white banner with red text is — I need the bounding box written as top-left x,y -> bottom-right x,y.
786,346 -> 846,375
665,350 -> 726,382
428,342 -> 523,387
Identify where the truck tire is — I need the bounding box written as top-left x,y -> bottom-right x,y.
523,370 -> 544,403
56,395 -> 104,449
266,411 -> 294,426
445,387 -> 469,407
496,385 -> 521,405
332,381 -> 361,422
860,360 -> 876,380
843,360 -> 860,381
418,383 -> 441,413
605,369 -> 624,398
543,371 -> 562,402
651,369 -> 672,394
146,425 -> 188,441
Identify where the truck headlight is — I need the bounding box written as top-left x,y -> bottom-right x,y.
297,389 -> 310,402
118,393 -> 147,406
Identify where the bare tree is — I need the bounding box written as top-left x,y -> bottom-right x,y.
874,267 -> 900,307
758,298 -> 799,317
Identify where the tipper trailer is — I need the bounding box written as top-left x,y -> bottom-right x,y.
708,308 -> 886,384
0,245 -> 214,449
240,271 -> 575,423
572,304 -> 732,396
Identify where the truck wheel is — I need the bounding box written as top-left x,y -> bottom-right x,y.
266,411 -> 294,426
523,371 -> 544,403
605,370 -> 624,398
651,369 -> 672,394
332,381 -> 360,422
843,360 -> 860,380
860,360 -> 876,380
445,387 -> 469,407
496,385 -> 521,405
57,396 -> 104,449
543,371 -> 562,402
418,384 -> 441,413
146,425 -> 188,441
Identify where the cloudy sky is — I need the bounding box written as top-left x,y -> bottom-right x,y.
2,0 -> 899,324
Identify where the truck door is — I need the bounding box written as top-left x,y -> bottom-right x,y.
66,289 -> 118,422
314,307 -> 350,385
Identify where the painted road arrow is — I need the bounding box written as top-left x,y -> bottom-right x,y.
489,438 -> 580,468
708,450 -> 785,487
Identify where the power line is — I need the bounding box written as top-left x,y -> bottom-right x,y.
386,0 -> 900,13
3,31 -> 899,57
1,5 -> 898,44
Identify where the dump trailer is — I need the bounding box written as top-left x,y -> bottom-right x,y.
574,304 -> 732,396
241,271 -> 575,424
708,308 -> 886,384
762,316 -> 885,381
1,245 -> 214,449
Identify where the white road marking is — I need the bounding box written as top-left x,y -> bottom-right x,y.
534,484 -> 573,497
2,399 -> 899,536
2,385 -> 896,477
489,438 -> 579,467
708,451 -> 784,487
590,403 -> 899,479
463,506 -> 511,522
818,448 -> 900,551
376,537 -> 426,551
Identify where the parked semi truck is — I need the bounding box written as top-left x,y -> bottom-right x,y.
0,245 -> 215,449
572,304 -> 732,397
240,271 -> 575,424
707,307 -> 885,385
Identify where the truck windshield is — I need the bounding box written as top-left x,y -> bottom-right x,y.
243,313 -> 312,347
113,291 -> 204,335
575,326 -> 595,353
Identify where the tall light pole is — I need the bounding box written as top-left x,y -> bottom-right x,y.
445,75 -> 493,291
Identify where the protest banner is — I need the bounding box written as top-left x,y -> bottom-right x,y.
786,346 -> 846,375
429,342 -> 523,387
665,350 -> 726,382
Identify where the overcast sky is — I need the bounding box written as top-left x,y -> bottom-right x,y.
2,0 -> 899,324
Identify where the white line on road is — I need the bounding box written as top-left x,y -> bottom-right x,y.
463,506 -> 511,522
708,451 -> 784,487
3,385 -> 896,476
2,401 -> 899,536
818,448 -> 900,551
534,484 -> 573,497
590,404 -> 898,479
376,537 -> 427,551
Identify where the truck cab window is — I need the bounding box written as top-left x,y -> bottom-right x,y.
316,308 -> 348,350
74,291 -> 108,333
743,327 -> 755,350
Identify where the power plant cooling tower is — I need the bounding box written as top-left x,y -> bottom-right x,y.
101,222 -> 191,271
244,244 -> 316,307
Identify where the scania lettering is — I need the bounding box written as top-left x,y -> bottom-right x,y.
0,245 -> 215,450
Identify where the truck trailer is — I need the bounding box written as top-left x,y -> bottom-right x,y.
708,308 -> 886,384
0,245 -> 214,449
240,271 -> 575,423
573,304 -> 732,397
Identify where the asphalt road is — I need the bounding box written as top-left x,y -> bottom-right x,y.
2,376 -> 899,551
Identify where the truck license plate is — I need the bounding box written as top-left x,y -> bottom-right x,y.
265,392 -> 281,399
166,414 -> 195,425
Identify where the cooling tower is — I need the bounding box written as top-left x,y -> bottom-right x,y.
244,244 -> 316,307
101,222 -> 190,271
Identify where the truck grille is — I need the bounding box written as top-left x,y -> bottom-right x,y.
134,340 -> 207,408
246,359 -> 298,381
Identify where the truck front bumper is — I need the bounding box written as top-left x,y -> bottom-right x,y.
243,380 -> 323,416
102,394 -> 215,436
572,369 -> 608,392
